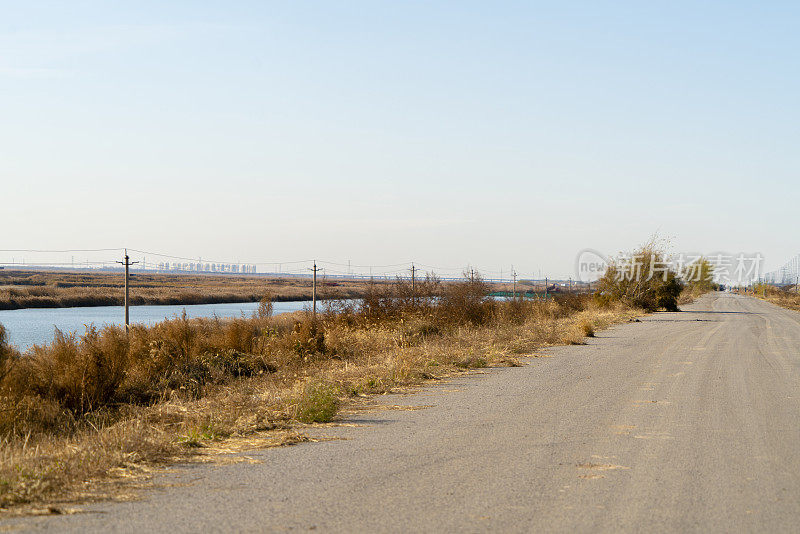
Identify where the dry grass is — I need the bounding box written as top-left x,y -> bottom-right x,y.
0,277 -> 640,513
0,270 -> 379,310
753,285 -> 800,311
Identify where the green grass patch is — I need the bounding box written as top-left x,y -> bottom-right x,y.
296,383 -> 339,423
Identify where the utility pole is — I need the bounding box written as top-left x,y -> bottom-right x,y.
310,261 -> 320,320
116,249 -> 139,330
544,277 -> 548,301
512,269 -> 517,300
411,262 -> 416,303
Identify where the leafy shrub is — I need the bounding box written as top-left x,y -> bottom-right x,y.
456,356 -> 488,369
681,257 -> 717,296
295,383 -> 339,423
595,239 -> 684,312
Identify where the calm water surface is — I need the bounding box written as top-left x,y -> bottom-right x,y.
0,300 -> 316,352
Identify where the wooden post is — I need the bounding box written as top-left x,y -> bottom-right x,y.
312,261 -> 317,319
116,249 -> 138,330
512,269 -> 517,300
411,263 -> 416,304
125,253 -> 129,326
308,261 -> 322,321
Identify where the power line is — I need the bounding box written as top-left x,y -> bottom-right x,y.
0,248 -> 122,253
317,259 -> 411,269
0,247 -> 553,280
0,262 -> 119,266
416,262 -> 463,271
126,248 -> 314,266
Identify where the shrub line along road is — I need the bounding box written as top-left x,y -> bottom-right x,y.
7,293 -> 800,532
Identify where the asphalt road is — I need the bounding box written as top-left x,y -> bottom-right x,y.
7,293 -> 800,533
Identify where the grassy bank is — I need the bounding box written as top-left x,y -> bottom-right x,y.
751,284 -> 800,311
0,270 -> 377,310
0,276 -> 641,512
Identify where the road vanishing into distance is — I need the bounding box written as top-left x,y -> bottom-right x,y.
8,293 -> 800,533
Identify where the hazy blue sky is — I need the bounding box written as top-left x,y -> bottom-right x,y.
1,1 -> 798,278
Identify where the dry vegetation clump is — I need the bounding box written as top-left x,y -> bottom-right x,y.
0,325 -> 17,384
594,239 -> 684,312
295,383 -> 340,423
0,274 -> 639,511
753,284 -> 800,311
677,257 -> 718,304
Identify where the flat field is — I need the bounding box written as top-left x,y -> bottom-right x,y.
0,269 -> 379,310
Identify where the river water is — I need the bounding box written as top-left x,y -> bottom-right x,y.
0,300 -> 315,352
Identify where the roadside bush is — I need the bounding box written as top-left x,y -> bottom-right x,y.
290,318 -> 326,356
656,273 -> 684,311
0,324 -> 18,383
500,297 -> 533,324
681,257 -> 717,299
6,327 -> 129,414
580,319 -> 595,337
359,274 -> 440,322
436,273 -> 493,325
553,294 -> 588,314
295,382 -> 339,423
595,239 -> 684,312
0,395 -> 72,437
